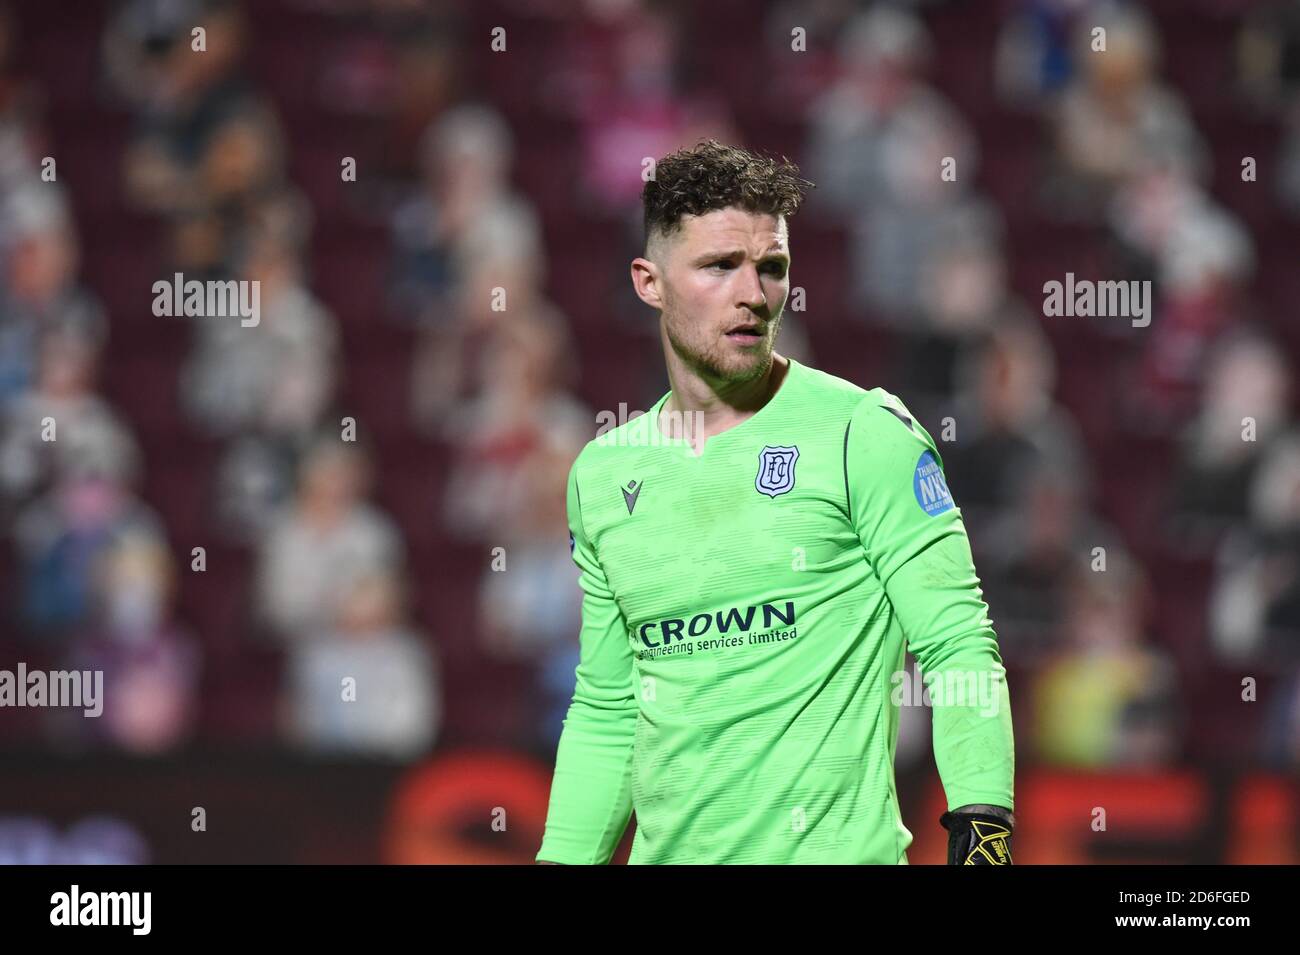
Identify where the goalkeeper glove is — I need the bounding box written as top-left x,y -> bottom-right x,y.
939,804 -> 1014,865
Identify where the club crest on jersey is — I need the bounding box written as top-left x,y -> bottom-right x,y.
756,445 -> 799,498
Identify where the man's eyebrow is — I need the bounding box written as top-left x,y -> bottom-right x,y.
693,248 -> 791,264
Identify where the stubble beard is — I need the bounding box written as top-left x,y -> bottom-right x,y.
663,305 -> 779,389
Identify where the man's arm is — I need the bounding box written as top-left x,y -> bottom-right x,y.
535,456 -> 638,865
846,393 -> 1015,819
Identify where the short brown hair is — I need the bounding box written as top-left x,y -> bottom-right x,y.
642,139 -> 813,248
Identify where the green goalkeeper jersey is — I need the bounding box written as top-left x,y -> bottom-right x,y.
537,357 -> 1014,864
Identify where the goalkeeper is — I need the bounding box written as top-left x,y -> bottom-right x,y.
537,141 -> 1014,865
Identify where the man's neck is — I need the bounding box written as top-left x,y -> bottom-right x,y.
659,353 -> 790,444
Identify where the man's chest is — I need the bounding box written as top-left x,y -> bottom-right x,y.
584,439 -> 861,630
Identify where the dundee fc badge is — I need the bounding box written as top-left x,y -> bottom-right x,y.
756,445 -> 799,498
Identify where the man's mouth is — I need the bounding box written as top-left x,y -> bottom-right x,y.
726,326 -> 764,342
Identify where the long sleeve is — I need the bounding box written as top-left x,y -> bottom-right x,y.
846,392 -> 1015,813
536,456 -> 639,864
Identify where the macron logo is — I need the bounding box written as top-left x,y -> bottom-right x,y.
622,479 -> 642,515
50,885 -> 151,935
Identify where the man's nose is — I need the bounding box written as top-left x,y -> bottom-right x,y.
736,264 -> 767,311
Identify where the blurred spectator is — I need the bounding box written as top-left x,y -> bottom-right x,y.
996,0 -> 1102,107
1209,430 -> 1300,666
318,11 -> 463,124
179,105 -> 300,272
0,185 -> 106,406
1168,327 -> 1292,553
410,241 -> 565,438
1045,3 -> 1207,220
12,475 -> 164,640
281,570 -> 439,758
478,435 -> 582,660
980,456 -> 1123,663
888,226 -> 1028,426
54,535 -> 201,754
804,5 -> 988,320
181,227 -> 338,436
0,325 -> 138,512
367,23 -> 464,183
762,0 -> 860,112
1032,552 -> 1181,767
154,103 -> 305,281
388,104 -> 541,327
210,435 -> 298,546
182,226 -> 338,539
545,1 -> 734,218
439,308 -> 591,544
456,348 -> 613,752
944,317 -> 1088,541
1108,152 -> 1255,422
256,436 -> 404,639
993,0 -> 1128,107
107,0 -> 262,218
461,411 -> 590,754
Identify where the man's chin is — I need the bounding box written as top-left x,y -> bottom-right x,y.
703,349 -> 771,386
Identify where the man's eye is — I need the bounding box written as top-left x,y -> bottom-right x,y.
710,261 -> 733,270
763,263 -> 787,276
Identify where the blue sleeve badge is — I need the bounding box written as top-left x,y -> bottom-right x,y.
913,450 -> 954,515
569,530 -> 576,554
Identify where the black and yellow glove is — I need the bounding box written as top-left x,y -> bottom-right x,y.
939,805 -> 1014,865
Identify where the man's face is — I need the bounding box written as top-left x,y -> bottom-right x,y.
648,208 -> 790,387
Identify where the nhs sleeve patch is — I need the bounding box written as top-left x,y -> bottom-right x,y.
913,450 -> 954,515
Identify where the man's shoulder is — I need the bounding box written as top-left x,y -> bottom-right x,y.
790,360 -> 871,406
792,361 -> 910,430
796,366 -> 941,470
842,383 -> 947,480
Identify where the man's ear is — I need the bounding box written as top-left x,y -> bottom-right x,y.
630,256 -> 664,310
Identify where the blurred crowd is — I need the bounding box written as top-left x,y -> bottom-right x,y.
0,0 -> 1297,775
